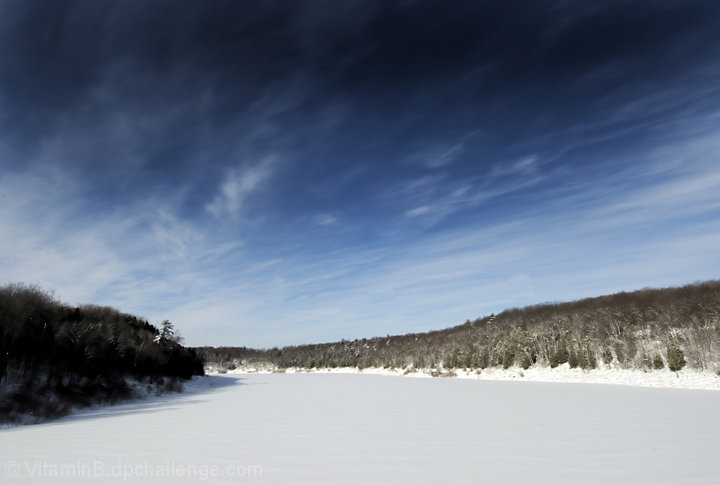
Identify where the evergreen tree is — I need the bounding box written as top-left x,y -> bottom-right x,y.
666,343 -> 686,372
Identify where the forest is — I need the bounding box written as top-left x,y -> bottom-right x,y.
0,283 -> 204,423
4,280 -> 719,423
197,280 -> 720,374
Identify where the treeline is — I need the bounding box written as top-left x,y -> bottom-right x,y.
197,280 -> 720,373
0,283 -> 204,423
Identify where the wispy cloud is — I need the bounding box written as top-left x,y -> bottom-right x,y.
0,164 -> 238,315
489,155 -> 539,177
407,131 -> 482,170
423,143 -> 464,169
312,213 -> 338,225
595,170 -> 720,225
2,127 -> 719,348
206,157 -> 276,220
405,206 -> 432,217
399,167 -> 544,226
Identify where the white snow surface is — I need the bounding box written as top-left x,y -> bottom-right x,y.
2,373 -> 719,484
225,364 -> 720,391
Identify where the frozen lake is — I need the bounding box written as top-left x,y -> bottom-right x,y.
2,373 -> 719,484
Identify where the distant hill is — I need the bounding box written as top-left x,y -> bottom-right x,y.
198,280 -> 720,374
0,284 -> 204,424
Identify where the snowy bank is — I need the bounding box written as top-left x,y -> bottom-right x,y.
212,364 -> 720,391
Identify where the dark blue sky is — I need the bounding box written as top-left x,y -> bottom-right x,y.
2,0 -> 720,347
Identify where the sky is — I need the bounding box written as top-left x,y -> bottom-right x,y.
1,0 -> 720,348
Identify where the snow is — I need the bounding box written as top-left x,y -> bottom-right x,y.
220,364 -> 720,391
2,373 -> 719,484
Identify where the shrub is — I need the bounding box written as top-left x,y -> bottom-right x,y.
666,343 -> 686,372
601,348 -> 614,366
519,354 -> 533,370
613,343 -> 626,365
471,348 -> 489,369
580,349 -> 597,370
550,344 -> 569,368
501,348 -> 515,369
652,354 -> 664,370
568,349 -> 579,369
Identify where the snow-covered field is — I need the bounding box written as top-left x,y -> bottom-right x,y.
2,373 -> 719,484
